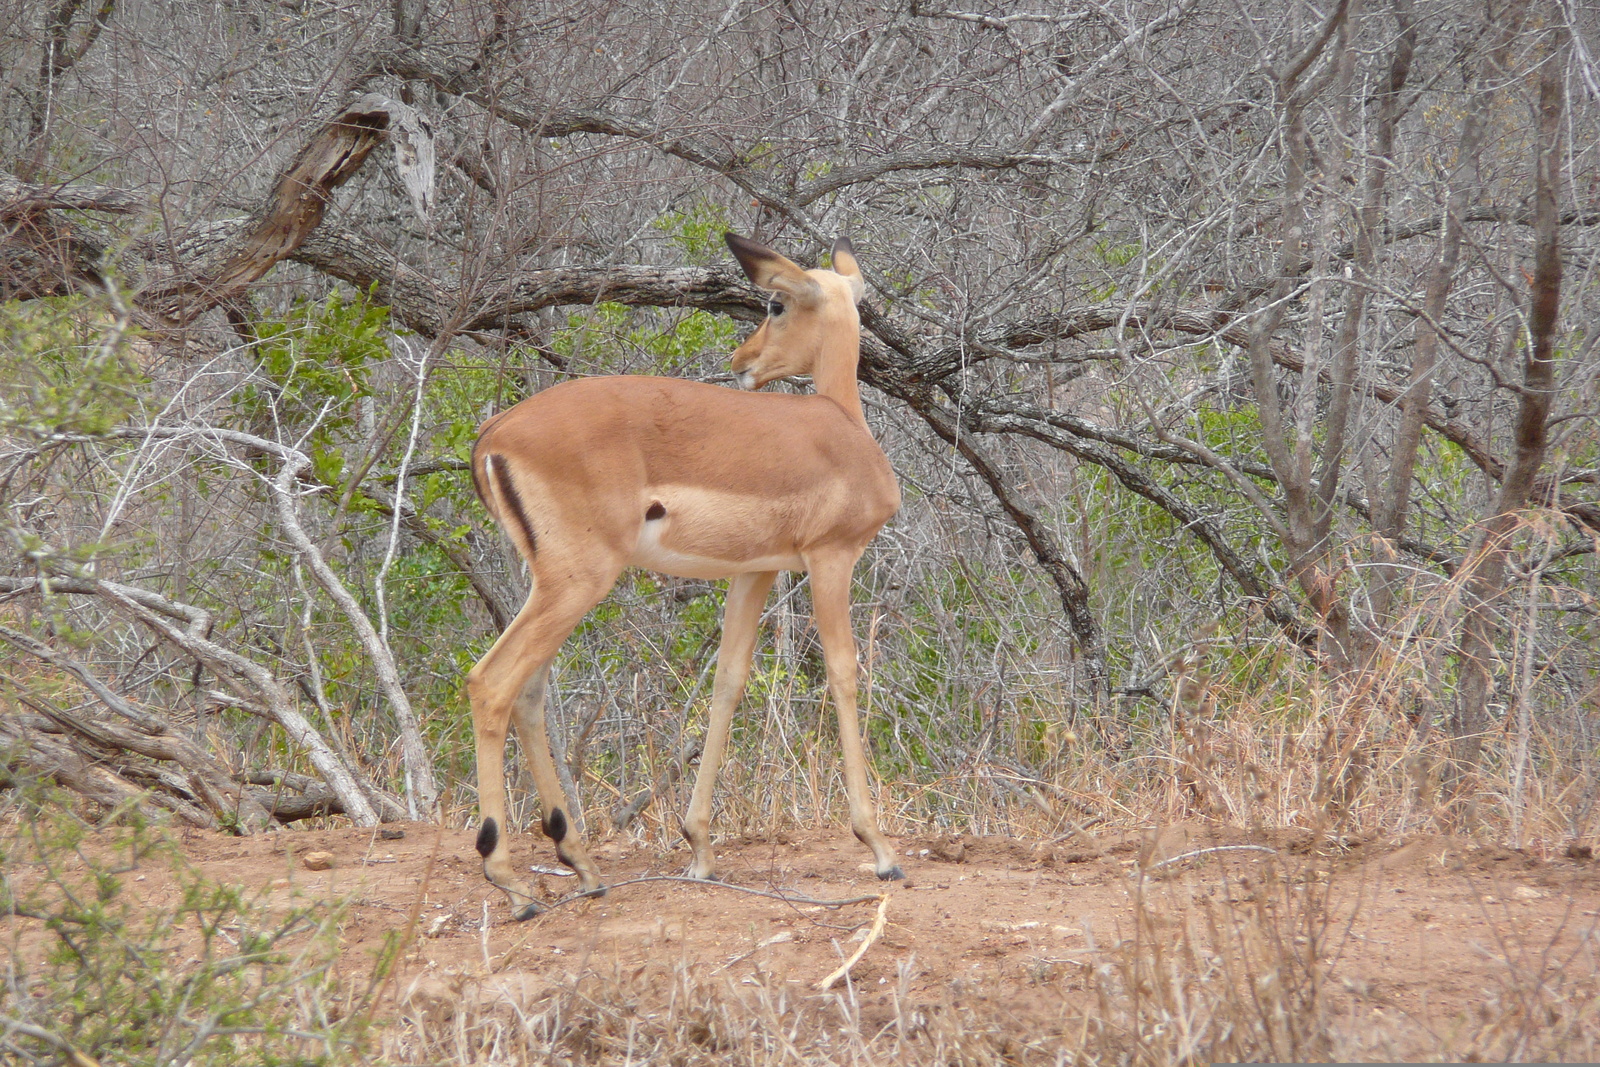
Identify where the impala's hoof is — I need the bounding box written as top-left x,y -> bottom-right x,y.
685,868 -> 719,883
878,865 -> 905,881
513,900 -> 543,922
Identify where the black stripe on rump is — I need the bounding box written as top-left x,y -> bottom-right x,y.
488,454 -> 538,557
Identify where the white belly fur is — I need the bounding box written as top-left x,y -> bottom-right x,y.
628,515 -> 803,579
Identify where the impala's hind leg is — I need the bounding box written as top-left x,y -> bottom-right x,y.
466,569 -> 616,920
508,662 -> 604,896
682,570 -> 778,880
808,551 -> 903,880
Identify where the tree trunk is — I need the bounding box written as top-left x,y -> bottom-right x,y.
1447,37 -> 1566,803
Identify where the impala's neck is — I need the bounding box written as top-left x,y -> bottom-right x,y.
812,313 -> 866,426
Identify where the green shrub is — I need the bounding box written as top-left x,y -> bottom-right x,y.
0,790 -> 377,1065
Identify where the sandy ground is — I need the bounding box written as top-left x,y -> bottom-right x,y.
78,816 -> 1591,1059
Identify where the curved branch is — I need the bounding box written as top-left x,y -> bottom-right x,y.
901,303 -> 1508,480
292,226 -> 760,334
895,386 -> 1106,686
966,402 -> 1314,649
372,48 -> 1091,219
82,577 -> 382,824
139,94 -> 431,324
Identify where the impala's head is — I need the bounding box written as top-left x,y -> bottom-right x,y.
725,232 -> 865,391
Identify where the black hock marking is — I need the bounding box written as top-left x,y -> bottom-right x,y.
488,454 -> 538,557
542,807 -> 568,843
544,808 -> 595,885
645,501 -> 666,521
475,817 -> 499,857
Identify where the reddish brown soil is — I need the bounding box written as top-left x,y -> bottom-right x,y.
90,821 -> 1600,1056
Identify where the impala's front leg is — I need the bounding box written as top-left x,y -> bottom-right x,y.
682,570 -> 778,880
808,553 -> 904,881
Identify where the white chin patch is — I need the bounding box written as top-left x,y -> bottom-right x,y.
737,371 -> 759,390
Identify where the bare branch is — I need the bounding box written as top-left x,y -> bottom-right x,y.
140,94 -> 433,324
0,573 -> 388,826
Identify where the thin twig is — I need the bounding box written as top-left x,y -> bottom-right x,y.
1144,844 -> 1280,871
0,1019 -> 102,1067
532,875 -> 886,914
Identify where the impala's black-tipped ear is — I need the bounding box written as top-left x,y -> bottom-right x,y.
724,232 -> 822,304
831,237 -> 864,303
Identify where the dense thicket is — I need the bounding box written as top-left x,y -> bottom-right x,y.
2,0 -> 1596,844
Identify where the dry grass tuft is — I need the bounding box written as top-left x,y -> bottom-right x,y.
391,957 -> 1068,1066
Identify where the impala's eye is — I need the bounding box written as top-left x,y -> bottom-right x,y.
767,299 -> 784,317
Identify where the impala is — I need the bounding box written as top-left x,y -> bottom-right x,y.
467,232 -> 904,919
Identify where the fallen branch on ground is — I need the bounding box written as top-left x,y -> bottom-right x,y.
534,874 -> 887,915
818,894 -> 891,991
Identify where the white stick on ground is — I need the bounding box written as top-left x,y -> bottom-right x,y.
817,894 -> 891,992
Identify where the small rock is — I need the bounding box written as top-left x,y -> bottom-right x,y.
303,851 -> 336,871
1511,885 -> 1546,901
1566,842 -> 1593,861
380,827 -> 407,840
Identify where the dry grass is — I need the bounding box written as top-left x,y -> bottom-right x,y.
8,636 -> 1600,1065
392,960 -> 1046,1066
379,853 -> 1600,1065
614,635 -> 1592,870
403,602 -> 1600,1066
